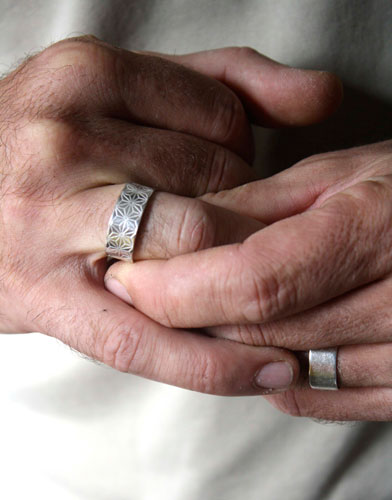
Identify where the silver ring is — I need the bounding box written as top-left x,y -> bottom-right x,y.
309,348 -> 339,390
106,183 -> 154,262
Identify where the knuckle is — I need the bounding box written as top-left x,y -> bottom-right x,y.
340,179 -> 385,208
190,352 -> 222,394
218,46 -> 260,62
54,34 -> 102,46
150,137 -> 212,196
228,46 -> 259,59
0,36 -> 113,120
355,177 -> 392,207
37,36 -> 103,68
208,86 -> 245,143
322,177 -> 392,253
158,139 -> 235,195
18,37 -> 117,117
19,119 -> 82,163
228,324 -> 269,346
176,199 -> 216,254
240,262 -> 298,323
249,324 -> 270,346
205,145 -> 232,192
99,319 -> 146,373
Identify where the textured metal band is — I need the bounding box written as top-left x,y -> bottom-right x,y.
106,183 -> 154,262
309,347 -> 339,390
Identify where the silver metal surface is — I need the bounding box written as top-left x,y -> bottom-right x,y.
106,183 -> 154,262
309,347 -> 338,390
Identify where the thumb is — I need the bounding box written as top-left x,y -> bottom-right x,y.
162,47 -> 343,127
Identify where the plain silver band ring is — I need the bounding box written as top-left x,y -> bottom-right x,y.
106,183 -> 154,262
309,347 -> 339,390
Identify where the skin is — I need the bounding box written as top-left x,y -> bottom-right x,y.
0,37 -> 341,397
109,140 -> 392,421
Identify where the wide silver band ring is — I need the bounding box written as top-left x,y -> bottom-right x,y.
309,347 -> 339,390
106,183 -> 154,262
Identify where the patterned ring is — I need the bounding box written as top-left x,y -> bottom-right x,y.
308,347 -> 339,390
106,183 -> 154,262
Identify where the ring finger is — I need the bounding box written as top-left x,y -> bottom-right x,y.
336,343 -> 392,388
63,184 -> 264,261
266,385 -> 392,421
264,345 -> 392,420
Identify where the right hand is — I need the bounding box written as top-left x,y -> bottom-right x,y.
0,36 -> 341,395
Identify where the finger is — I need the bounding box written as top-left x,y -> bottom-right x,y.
337,344 -> 392,389
199,163 -> 328,224
71,118 -> 257,197
30,37 -> 252,160
265,387 -> 392,421
68,186 -> 264,260
208,277 -> 392,349
33,278 -> 300,396
200,142 -> 391,223
105,176 -> 392,328
150,47 -> 343,127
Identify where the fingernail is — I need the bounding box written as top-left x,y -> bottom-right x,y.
105,278 -> 133,305
255,362 -> 293,390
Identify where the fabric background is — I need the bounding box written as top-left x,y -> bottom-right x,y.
0,1 -> 391,499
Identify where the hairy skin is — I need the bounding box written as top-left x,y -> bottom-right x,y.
0,36 -> 341,397
109,141 -> 392,421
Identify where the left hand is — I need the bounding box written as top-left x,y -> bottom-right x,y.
1,40 -> 342,396
107,140 -> 392,420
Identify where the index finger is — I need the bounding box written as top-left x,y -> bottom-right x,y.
106,177 -> 392,328
32,280 -> 300,396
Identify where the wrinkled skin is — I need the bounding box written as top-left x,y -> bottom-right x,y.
110,140 -> 392,421
0,36 -> 341,396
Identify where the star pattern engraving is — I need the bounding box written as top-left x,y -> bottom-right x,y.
106,183 -> 154,261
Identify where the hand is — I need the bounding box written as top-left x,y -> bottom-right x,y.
108,140 -> 392,419
0,37 -> 341,395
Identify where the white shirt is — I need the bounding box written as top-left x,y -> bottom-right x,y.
0,1 -> 391,499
